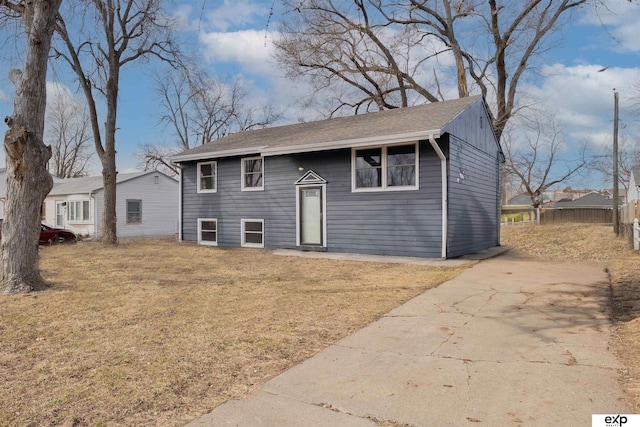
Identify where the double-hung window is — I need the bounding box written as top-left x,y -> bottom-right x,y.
241,219 -> 264,248
353,143 -> 418,191
67,200 -> 90,222
198,161 -> 217,193
126,200 -> 142,224
242,157 -> 264,191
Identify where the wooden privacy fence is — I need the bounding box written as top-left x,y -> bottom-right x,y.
620,202 -> 640,224
540,208 -> 613,224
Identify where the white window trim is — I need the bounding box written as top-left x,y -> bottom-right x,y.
197,161 -> 217,193
241,218 -> 264,248
351,142 -> 419,192
197,218 -> 218,246
66,199 -> 91,223
241,156 -> 264,191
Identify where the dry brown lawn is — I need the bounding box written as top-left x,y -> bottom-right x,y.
501,223 -> 640,412
0,240 -> 466,426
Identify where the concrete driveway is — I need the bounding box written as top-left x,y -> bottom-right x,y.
187,254 -> 628,426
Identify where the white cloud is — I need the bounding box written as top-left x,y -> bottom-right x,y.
46,81 -> 75,103
514,62 -> 640,190
205,0 -> 267,32
171,4 -> 193,31
579,2 -> 640,52
0,89 -> 8,102
199,29 -> 277,77
521,64 -> 640,141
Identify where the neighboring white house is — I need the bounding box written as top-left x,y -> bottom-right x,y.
43,170 -> 178,238
629,167 -> 640,202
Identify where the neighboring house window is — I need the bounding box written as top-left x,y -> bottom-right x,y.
242,157 -> 264,191
126,200 -> 142,224
241,219 -> 264,248
198,218 -> 218,246
198,161 -> 217,193
67,200 -> 90,222
353,143 -> 418,191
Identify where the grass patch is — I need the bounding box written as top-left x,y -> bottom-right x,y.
0,240 -> 465,426
502,223 -> 640,411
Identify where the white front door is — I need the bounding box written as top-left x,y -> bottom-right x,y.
299,186 -> 323,246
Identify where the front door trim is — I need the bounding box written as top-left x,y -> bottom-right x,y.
295,170 -> 327,248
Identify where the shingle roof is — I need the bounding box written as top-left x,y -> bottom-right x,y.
49,171 -> 157,196
172,96 -> 482,162
506,194 -> 534,206
553,192 -> 618,208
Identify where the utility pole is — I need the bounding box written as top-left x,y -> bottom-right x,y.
613,89 -> 619,236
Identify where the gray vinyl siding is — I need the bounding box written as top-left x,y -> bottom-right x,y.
442,98 -> 500,155
446,135 -> 501,257
182,153 -> 297,247
181,142 -> 444,257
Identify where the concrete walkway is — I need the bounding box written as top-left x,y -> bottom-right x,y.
187,255 -> 628,426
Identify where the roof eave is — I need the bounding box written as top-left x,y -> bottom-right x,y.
262,130 -> 441,156
171,146 -> 269,163
171,130 -> 441,163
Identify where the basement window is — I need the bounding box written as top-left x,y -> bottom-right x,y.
241,219 -> 264,248
198,218 -> 218,246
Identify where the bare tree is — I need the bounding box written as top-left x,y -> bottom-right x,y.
274,0 -> 588,139
46,87 -> 93,178
590,136 -> 640,191
274,0 -> 438,116
502,112 -> 587,208
53,0 -> 180,244
0,0 -> 61,294
139,142 -> 180,175
140,68 -> 282,175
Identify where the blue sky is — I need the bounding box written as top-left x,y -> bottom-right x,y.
0,0 -> 639,189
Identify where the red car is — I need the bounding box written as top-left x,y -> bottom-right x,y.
0,220 -> 77,244
38,224 -> 77,244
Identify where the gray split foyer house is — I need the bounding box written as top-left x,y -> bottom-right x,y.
172,95 -> 504,258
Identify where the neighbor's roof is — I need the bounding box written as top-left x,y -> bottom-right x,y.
552,192 -> 618,208
506,194 -> 534,206
172,96 -> 483,162
49,170 -> 173,196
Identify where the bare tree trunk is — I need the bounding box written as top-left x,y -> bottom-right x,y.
100,140 -> 118,245
1,0 -> 60,295
100,69 -> 119,245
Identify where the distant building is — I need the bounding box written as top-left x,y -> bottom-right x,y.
44,170 -> 178,238
552,192 -> 619,209
629,167 -> 640,202
506,194 -> 534,206
0,169 -> 178,239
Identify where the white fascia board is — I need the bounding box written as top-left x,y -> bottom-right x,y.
170,130 -> 441,162
171,146 -> 269,163
261,130 -> 441,157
